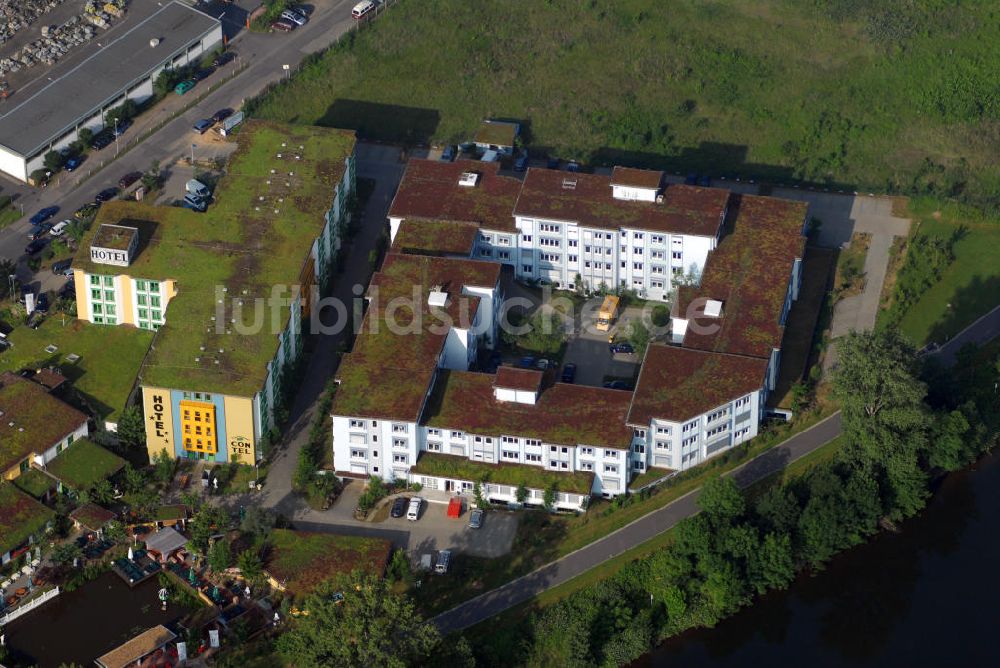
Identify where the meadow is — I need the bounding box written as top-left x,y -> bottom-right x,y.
250,0 -> 1000,207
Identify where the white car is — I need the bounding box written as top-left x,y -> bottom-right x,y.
352,0 -> 376,19
406,497 -> 423,521
281,9 -> 306,26
49,220 -> 70,236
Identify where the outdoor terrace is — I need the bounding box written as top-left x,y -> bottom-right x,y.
0,483 -> 54,557
410,451 -> 595,496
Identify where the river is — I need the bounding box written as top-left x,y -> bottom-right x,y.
642,452 -> 1000,667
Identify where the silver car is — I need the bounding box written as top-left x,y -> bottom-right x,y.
281,9 -> 307,25
469,508 -> 484,529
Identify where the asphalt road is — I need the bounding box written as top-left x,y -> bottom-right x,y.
0,0 -> 368,291
929,304 -> 1000,366
432,412 -> 845,634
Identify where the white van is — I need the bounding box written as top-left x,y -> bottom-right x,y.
434,550 -> 451,574
186,179 -> 211,199
352,1 -> 376,19
406,497 -> 422,521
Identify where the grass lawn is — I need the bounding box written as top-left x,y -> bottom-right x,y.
892,197 -> 1000,345
628,467 -> 674,491
266,528 -> 392,597
219,463 -> 268,494
46,438 -> 125,491
0,204 -> 20,230
0,316 -> 153,423
744,435 -> 845,499
251,0 -> 1000,202
415,408 -> 834,615
0,483 -> 54,555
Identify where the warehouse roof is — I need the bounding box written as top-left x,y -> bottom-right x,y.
514,169 -> 730,237
0,1 -> 220,157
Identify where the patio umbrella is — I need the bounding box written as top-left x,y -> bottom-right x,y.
128,546 -> 134,561
211,585 -> 219,600
188,567 -> 197,585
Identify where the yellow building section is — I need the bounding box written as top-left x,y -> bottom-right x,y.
180,400 -> 218,455
73,271 -> 88,321
224,395 -> 257,464
143,387 -> 175,462
119,276 -> 135,325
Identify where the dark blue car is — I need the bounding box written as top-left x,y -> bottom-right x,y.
29,206 -> 58,225
518,356 -> 536,369
65,156 -> 83,171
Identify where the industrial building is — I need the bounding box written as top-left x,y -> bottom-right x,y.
0,1 -> 221,182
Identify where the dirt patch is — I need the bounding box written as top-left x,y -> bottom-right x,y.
832,231 -> 871,300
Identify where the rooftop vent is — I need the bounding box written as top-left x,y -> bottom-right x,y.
704,299 -> 724,317
149,38 -> 160,48
562,178 -> 577,190
427,290 -> 448,308
458,172 -> 479,187
656,194 -> 665,204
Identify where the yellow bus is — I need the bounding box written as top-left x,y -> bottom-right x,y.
596,295 -> 620,332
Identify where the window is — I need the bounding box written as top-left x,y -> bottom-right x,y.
525,439 -> 541,447
656,440 -> 670,450
451,430 -> 465,440
604,449 -> 617,458
580,462 -> 593,471
92,303 -> 103,314
349,419 -> 364,429
633,247 -> 643,255
549,445 -> 557,452
371,421 -> 378,427
393,454 -> 408,464
560,462 -> 569,469
651,265 -> 665,275
540,223 -> 561,232
104,290 -> 114,301
90,276 -> 100,286
549,460 -> 558,468
151,310 -> 161,322
568,239 -> 578,247
476,436 -> 484,443
539,237 -> 560,247
106,317 -> 117,325
606,233 -> 613,240
502,450 -> 519,460
393,438 -> 408,448
656,426 -> 671,435
736,396 -> 751,408
525,453 -> 541,463
604,464 -> 618,473
91,289 -> 101,300
651,251 -> 665,260
673,267 -> 683,275
501,436 -> 518,444
633,262 -> 643,271
651,280 -> 664,289
568,255 -> 578,263
498,237 -> 510,246
579,447 -> 593,456
106,304 -> 116,316
350,449 -> 365,458
138,308 -> 147,320
540,253 -> 561,263
651,235 -> 665,244
634,232 -> 644,240
392,423 -> 408,433
428,428 -> 441,436
585,261 -> 592,268
104,276 -> 114,287
150,296 -> 161,308
498,251 -> 510,260
635,429 -> 646,438
634,443 -> 645,454
427,442 -> 441,452
521,234 -> 532,242
561,447 -> 568,454
139,296 -> 148,306
522,265 -> 533,273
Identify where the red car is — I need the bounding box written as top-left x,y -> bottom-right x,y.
271,20 -> 293,32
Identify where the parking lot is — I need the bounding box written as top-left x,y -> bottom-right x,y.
562,310 -> 643,387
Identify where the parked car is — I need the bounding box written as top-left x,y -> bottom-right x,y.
112,118 -> 132,136
64,156 -> 83,171
390,496 -> 408,518
49,220 -> 70,237
546,157 -> 560,169
193,68 -> 215,81
440,145 -> 456,162
603,380 -> 634,391
90,132 -> 113,150
174,80 -> 196,95
535,358 -> 550,370
469,508 -> 484,529
560,363 -> 577,383
566,161 -> 580,172
212,108 -> 234,124
193,119 -> 214,134
182,194 -> 207,212
518,355 -> 536,369
609,342 -> 635,355
406,497 -> 423,521
282,9 -> 307,25
52,258 -> 73,275
684,173 -> 698,185
698,174 -> 711,187
292,5 -> 312,16
271,19 -> 294,31
118,172 -> 142,190
186,179 -> 211,199
58,280 -> 75,298
352,0 -> 377,19
29,207 -> 59,225
434,549 -> 452,574
25,238 -> 49,255
212,51 -> 235,67
514,152 -> 529,171
95,187 -> 119,203
28,224 -> 51,240
35,293 -> 50,312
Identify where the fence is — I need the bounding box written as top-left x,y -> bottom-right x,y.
0,586 -> 61,625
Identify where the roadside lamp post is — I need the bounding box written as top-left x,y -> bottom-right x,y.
283,64 -> 290,80
191,143 -> 196,165
114,118 -> 119,156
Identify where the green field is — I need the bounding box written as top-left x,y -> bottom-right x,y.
893,197 -> 1000,345
251,0 -> 1000,202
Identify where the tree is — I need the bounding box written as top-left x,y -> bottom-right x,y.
240,506 -> 276,542
88,479 -> 115,506
276,572 -> 441,667
122,463 -> 148,494
50,542 -> 83,565
43,150 -> 65,172
141,160 -> 162,192
78,127 -> 94,145
116,405 -> 146,452
154,69 -> 180,97
927,408 -> 974,471
208,539 -> 232,573
833,330 -> 930,518
627,319 -> 652,356
190,505 -> 227,554
473,480 -> 488,510
0,258 -> 15,300
543,485 -> 557,511
237,548 -> 263,584
698,476 -> 745,525
515,484 -> 528,504
153,449 -> 175,483
746,531 -> 795,594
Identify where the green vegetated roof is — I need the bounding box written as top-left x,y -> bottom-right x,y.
331,252 -> 501,421
392,218 -> 480,256
0,318 -> 154,424
679,193 -> 807,359
71,120 -> 356,397
266,528 -> 392,596
423,369 -> 633,450
410,451 -> 595,495
0,371 -> 88,474
69,502 -> 116,531
13,468 -> 57,498
0,483 -> 54,555
474,120 -> 519,147
45,438 -> 125,490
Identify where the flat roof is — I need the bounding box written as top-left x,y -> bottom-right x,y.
389,159 -> 522,233
0,371 -> 88,475
494,366 -> 543,392
96,625 -> 176,668
474,120 -> 519,147
93,224 -> 138,251
45,438 -> 125,490
69,502 -> 117,531
676,194 -> 807,359
627,345 -> 769,425
392,218 -> 479,257
611,166 -> 664,190
423,370 -> 634,449
0,482 -> 55,556
0,1 -> 220,157
72,121 -> 356,397
514,169 -> 730,237
331,253 -> 501,421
